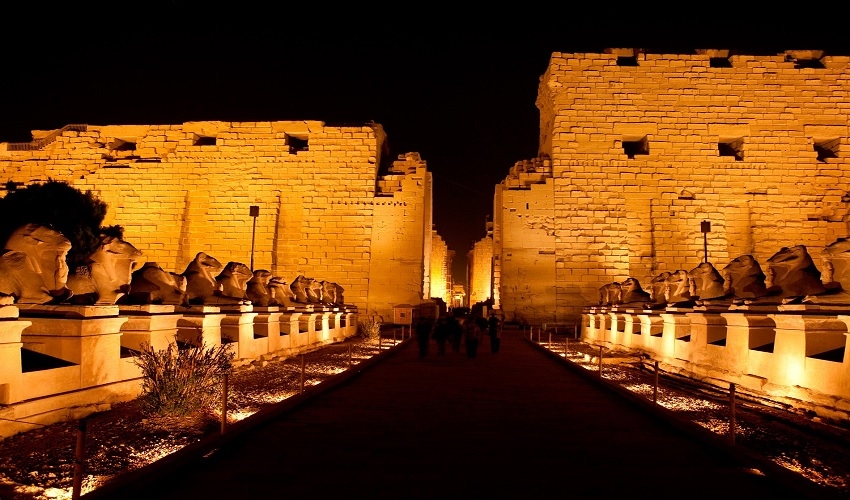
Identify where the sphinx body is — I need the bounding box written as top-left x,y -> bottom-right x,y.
66,235 -> 144,305
598,282 -> 621,306
766,245 -> 825,303
619,277 -> 650,306
803,238 -> 850,304
181,252 -> 224,305
123,261 -> 188,305
306,278 -> 323,303
320,281 -> 338,305
688,262 -> 727,303
645,272 -> 671,309
664,270 -> 694,307
722,255 -> 768,303
212,262 -> 253,305
246,269 -> 273,307
290,275 -> 312,303
268,277 -> 298,307
0,223 -> 72,304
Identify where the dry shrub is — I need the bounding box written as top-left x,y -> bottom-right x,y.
134,338 -> 235,418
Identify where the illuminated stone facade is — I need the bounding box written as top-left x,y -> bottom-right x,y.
497,49 -> 850,325
430,231 -> 451,304
466,223 -> 494,307
0,122 -> 440,319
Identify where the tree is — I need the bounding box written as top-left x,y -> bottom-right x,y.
0,179 -> 123,271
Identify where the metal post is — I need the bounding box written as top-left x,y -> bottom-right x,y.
249,205 -> 260,272
653,361 -> 659,403
598,346 -> 603,377
729,383 -> 737,445
565,336 -> 569,356
348,343 -> 352,368
701,220 -> 711,263
300,355 -> 305,394
72,419 -> 87,500
548,331 -> 552,346
220,373 -> 228,435
537,328 -> 541,343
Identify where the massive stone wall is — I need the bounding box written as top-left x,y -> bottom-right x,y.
430,231 -> 450,304
500,49 -> 850,324
467,229 -> 494,307
0,121 -> 437,318
494,157 -> 556,324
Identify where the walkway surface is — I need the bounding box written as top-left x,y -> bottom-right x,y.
93,329 -> 831,499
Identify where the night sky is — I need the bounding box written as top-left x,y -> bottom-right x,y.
3,8 -> 848,283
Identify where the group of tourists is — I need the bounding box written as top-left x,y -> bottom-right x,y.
415,311 -> 501,359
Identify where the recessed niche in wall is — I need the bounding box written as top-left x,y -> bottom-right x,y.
285,133 -> 309,154
789,55 -> 826,69
109,139 -> 136,151
623,136 -> 649,159
194,135 -> 217,146
709,57 -> 732,68
616,56 -> 638,66
814,138 -> 840,162
718,138 -> 744,161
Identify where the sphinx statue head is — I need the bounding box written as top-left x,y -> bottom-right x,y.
123,261 -> 188,305
766,245 -> 825,302
0,223 -> 72,303
665,270 -> 694,307
246,269 -> 273,307
290,275 -> 312,303
598,282 -> 621,306
688,262 -> 726,301
820,237 -> 850,289
722,255 -> 767,300
66,235 -> 144,305
646,272 -> 671,308
181,252 -> 224,305
320,281 -> 338,305
306,278 -> 323,303
268,276 -> 297,307
215,262 -> 253,303
620,277 -> 650,306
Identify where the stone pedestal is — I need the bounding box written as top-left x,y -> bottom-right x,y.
655,312 -> 691,362
20,305 -> 129,388
177,306 -> 225,348
119,305 -> 182,352
768,313 -> 847,395
253,306 -> 286,352
636,312 -> 664,351
219,305 -> 261,360
0,306 -> 30,404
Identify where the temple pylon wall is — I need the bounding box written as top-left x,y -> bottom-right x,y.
0,121 -> 438,319
497,49 -> 850,325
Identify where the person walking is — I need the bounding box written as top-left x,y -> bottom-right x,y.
447,315 -> 463,353
415,315 -> 432,358
463,316 -> 481,359
487,312 -> 501,353
433,316 -> 449,355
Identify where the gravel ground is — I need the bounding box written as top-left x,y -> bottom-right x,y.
2,332 -> 849,499
0,335 -> 391,500
534,334 -> 850,494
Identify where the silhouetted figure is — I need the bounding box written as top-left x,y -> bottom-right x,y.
447,315 -> 463,353
415,316 -> 432,358
464,316 -> 481,359
433,316 -> 449,355
487,312 -> 501,353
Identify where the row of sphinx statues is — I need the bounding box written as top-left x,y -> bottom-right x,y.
598,239 -> 850,309
0,223 -> 346,308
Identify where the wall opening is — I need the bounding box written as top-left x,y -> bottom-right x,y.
623,136 -> 649,159
709,57 -> 732,68
718,138 -> 744,161
194,135 -> 217,146
814,138 -> 840,162
109,139 -> 137,151
616,56 -> 638,66
286,134 -> 309,154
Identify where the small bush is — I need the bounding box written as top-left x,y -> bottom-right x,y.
358,316 -> 382,340
134,338 -> 235,418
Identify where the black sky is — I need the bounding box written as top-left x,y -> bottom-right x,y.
3,8 -> 849,283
